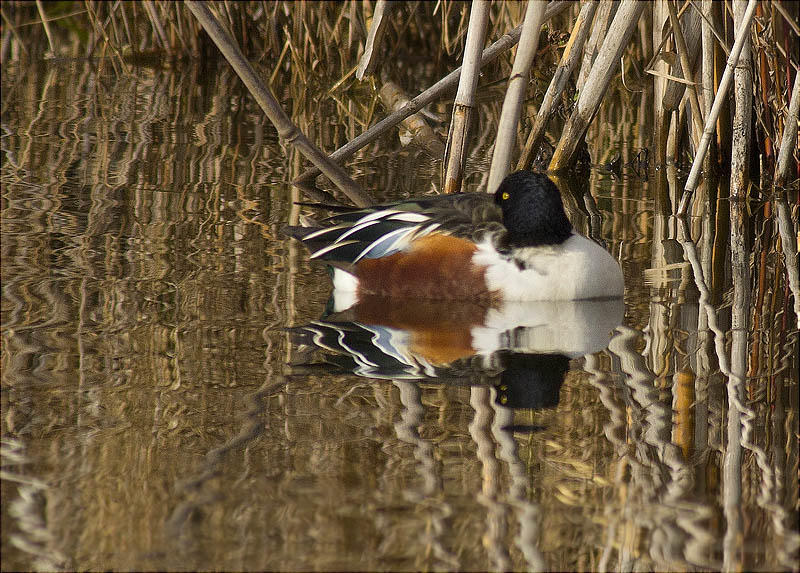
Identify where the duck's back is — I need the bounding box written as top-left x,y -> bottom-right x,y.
289,192 -> 505,266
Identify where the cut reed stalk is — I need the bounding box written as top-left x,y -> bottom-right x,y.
666,0 -> 703,148
660,2 -> 701,111
378,81 -> 445,158
442,0 -> 489,194
774,70 -> 800,325
773,0 -> 800,36
774,68 -> 800,189
651,0 -> 671,176
143,0 -> 169,54
185,0 -> 371,206
701,0 -> 715,175
728,0 -> 753,463
356,0 -> 391,80
775,199 -> 800,328
518,0 -> 597,171
549,0 -> 645,172
34,0 -> 54,56
294,0 -> 571,185
486,0 -> 546,193
575,0 -> 615,93
724,3 -> 753,566
676,0 -> 757,216
754,2 -> 775,164
666,99 -> 685,171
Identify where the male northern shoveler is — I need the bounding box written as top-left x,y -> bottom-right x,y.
287,171 -> 624,305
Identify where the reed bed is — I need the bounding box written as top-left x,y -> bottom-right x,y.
2,1 -> 797,198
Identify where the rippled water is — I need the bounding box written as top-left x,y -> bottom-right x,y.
2,59 -> 798,571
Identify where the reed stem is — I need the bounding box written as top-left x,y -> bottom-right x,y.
666,0 -> 704,147
34,0 -> 55,55
677,0 -> 758,216
378,81 -> 445,158
701,0 -> 715,174
518,0 -> 597,170
185,0 -> 371,206
549,0 -> 645,171
487,0 -> 546,193
294,0 -> 571,185
576,0 -> 615,93
774,69 -> 800,189
442,0 -> 489,194
723,5 -> 753,568
356,0 -> 392,80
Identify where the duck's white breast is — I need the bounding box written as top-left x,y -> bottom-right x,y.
473,233 -> 624,300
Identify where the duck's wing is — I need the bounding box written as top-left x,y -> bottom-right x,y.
287,192 -> 506,265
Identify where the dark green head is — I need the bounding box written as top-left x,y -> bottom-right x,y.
494,171 -> 572,247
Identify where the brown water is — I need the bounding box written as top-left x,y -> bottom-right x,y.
2,59 -> 798,572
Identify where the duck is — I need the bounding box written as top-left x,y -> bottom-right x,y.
286,171 -> 624,306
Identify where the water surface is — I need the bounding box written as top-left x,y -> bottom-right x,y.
1,59 -> 797,571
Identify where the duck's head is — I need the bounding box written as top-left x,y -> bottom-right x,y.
494,171 -> 572,247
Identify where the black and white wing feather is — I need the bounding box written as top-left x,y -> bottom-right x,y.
286,193 -> 506,265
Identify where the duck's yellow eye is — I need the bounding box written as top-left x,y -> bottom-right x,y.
501,192 -> 510,200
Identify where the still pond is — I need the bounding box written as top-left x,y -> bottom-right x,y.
1,58 -> 798,571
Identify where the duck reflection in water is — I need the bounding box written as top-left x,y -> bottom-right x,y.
288,297 -> 623,428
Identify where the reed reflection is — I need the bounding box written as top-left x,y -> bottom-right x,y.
288,296 -> 623,570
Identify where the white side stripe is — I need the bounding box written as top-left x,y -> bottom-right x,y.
310,239 -> 359,259
387,212 -> 431,223
336,219 -> 380,242
356,209 -> 402,223
353,227 -> 417,262
302,223 -> 351,241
